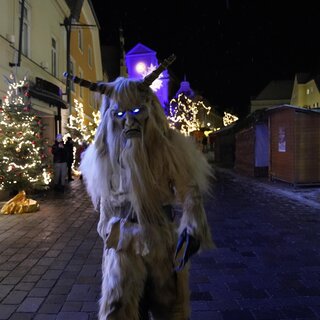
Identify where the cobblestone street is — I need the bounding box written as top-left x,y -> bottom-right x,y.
0,167 -> 319,319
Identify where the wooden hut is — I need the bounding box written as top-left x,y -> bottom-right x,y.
211,124 -> 236,168
235,124 -> 269,177
234,110 -> 269,177
268,105 -> 320,185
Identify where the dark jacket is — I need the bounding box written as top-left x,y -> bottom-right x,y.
65,139 -> 74,165
51,141 -> 67,163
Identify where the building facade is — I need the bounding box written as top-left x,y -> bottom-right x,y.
0,0 -> 103,145
250,74 -> 320,113
125,43 -> 171,109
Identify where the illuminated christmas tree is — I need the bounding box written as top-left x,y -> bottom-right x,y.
66,99 -> 100,175
168,93 -> 211,136
66,99 -> 100,145
0,75 -> 52,194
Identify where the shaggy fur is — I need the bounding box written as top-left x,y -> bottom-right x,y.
80,77 -> 214,319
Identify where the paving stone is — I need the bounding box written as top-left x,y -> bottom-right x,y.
28,287 -> 51,297
2,290 -> 28,304
33,315 -> 56,320
56,312 -> 89,320
61,301 -> 82,312
0,171 -> 319,319
16,297 -> 44,312
7,313 -> 34,320
0,284 -> 14,299
0,304 -> 16,319
38,303 -> 62,314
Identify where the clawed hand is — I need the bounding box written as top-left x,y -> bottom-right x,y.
174,228 -> 200,272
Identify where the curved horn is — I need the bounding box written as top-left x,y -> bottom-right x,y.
140,54 -> 176,88
63,72 -> 106,93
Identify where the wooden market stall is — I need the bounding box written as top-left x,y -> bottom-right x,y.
268,105 -> 320,185
235,123 -> 269,177
234,109 -> 269,177
211,124 -> 236,168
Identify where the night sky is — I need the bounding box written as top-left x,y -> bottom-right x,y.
90,0 -> 320,118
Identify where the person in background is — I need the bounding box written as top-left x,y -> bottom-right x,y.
76,141 -> 88,180
202,134 -> 208,153
65,136 -> 74,182
209,133 -> 214,152
51,134 -> 67,192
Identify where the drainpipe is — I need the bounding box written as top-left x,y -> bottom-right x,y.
9,0 -> 25,67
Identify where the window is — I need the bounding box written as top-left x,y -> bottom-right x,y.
89,90 -> 94,107
79,69 -> 83,98
19,0 -> 30,57
78,29 -> 83,52
88,46 -> 93,68
51,38 -> 57,77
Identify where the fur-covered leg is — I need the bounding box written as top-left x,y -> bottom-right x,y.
169,266 -> 190,320
147,261 -> 190,320
99,248 -> 147,320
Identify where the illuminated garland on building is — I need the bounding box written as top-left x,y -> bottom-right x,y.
0,76 -> 52,192
167,93 -> 212,136
223,111 -> 239,126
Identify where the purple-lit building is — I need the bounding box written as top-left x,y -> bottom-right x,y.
175,77 -> 195,99
125,43 -> 171,110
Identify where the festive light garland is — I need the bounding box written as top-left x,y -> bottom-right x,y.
167,93 -> 212,136
66,99 -> 100,175
223,111 -> 239,126
66,99 -> 100,145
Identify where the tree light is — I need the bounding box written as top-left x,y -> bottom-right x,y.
0,75 -> 52,192
167,93 -> 213,136
223,111 -> 238,126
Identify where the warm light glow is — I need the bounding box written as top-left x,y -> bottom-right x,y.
223,112 -> 239,126
167,93 -> 213,136
67,99 -> 100,144
0,75 -> 52,191
135,62 -> 147,74
66,99 -> 100,175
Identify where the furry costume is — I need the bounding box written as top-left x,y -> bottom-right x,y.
66,57 -> 214,319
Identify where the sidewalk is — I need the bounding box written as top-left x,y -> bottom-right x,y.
215,166 -> 320,210
205,148 -> 320,210
0,180 -> 102,320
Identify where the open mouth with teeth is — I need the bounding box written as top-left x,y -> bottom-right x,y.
124,128 -> 141,138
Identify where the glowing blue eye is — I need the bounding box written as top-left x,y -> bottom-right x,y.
115,111 -> 125,118
132,108 -> 140,114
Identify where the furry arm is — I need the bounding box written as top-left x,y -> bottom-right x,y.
169,131 -> 214,252
177,183 -> 213,251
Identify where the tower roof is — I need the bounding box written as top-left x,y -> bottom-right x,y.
176,79 -> 195,98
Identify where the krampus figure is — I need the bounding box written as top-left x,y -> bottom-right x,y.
65,55 -> 214,319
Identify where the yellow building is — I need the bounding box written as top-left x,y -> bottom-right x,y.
0,0 -> 103,144
291,73 -> 320,109
68,0 -> 104,129
250,74 -> 320,113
